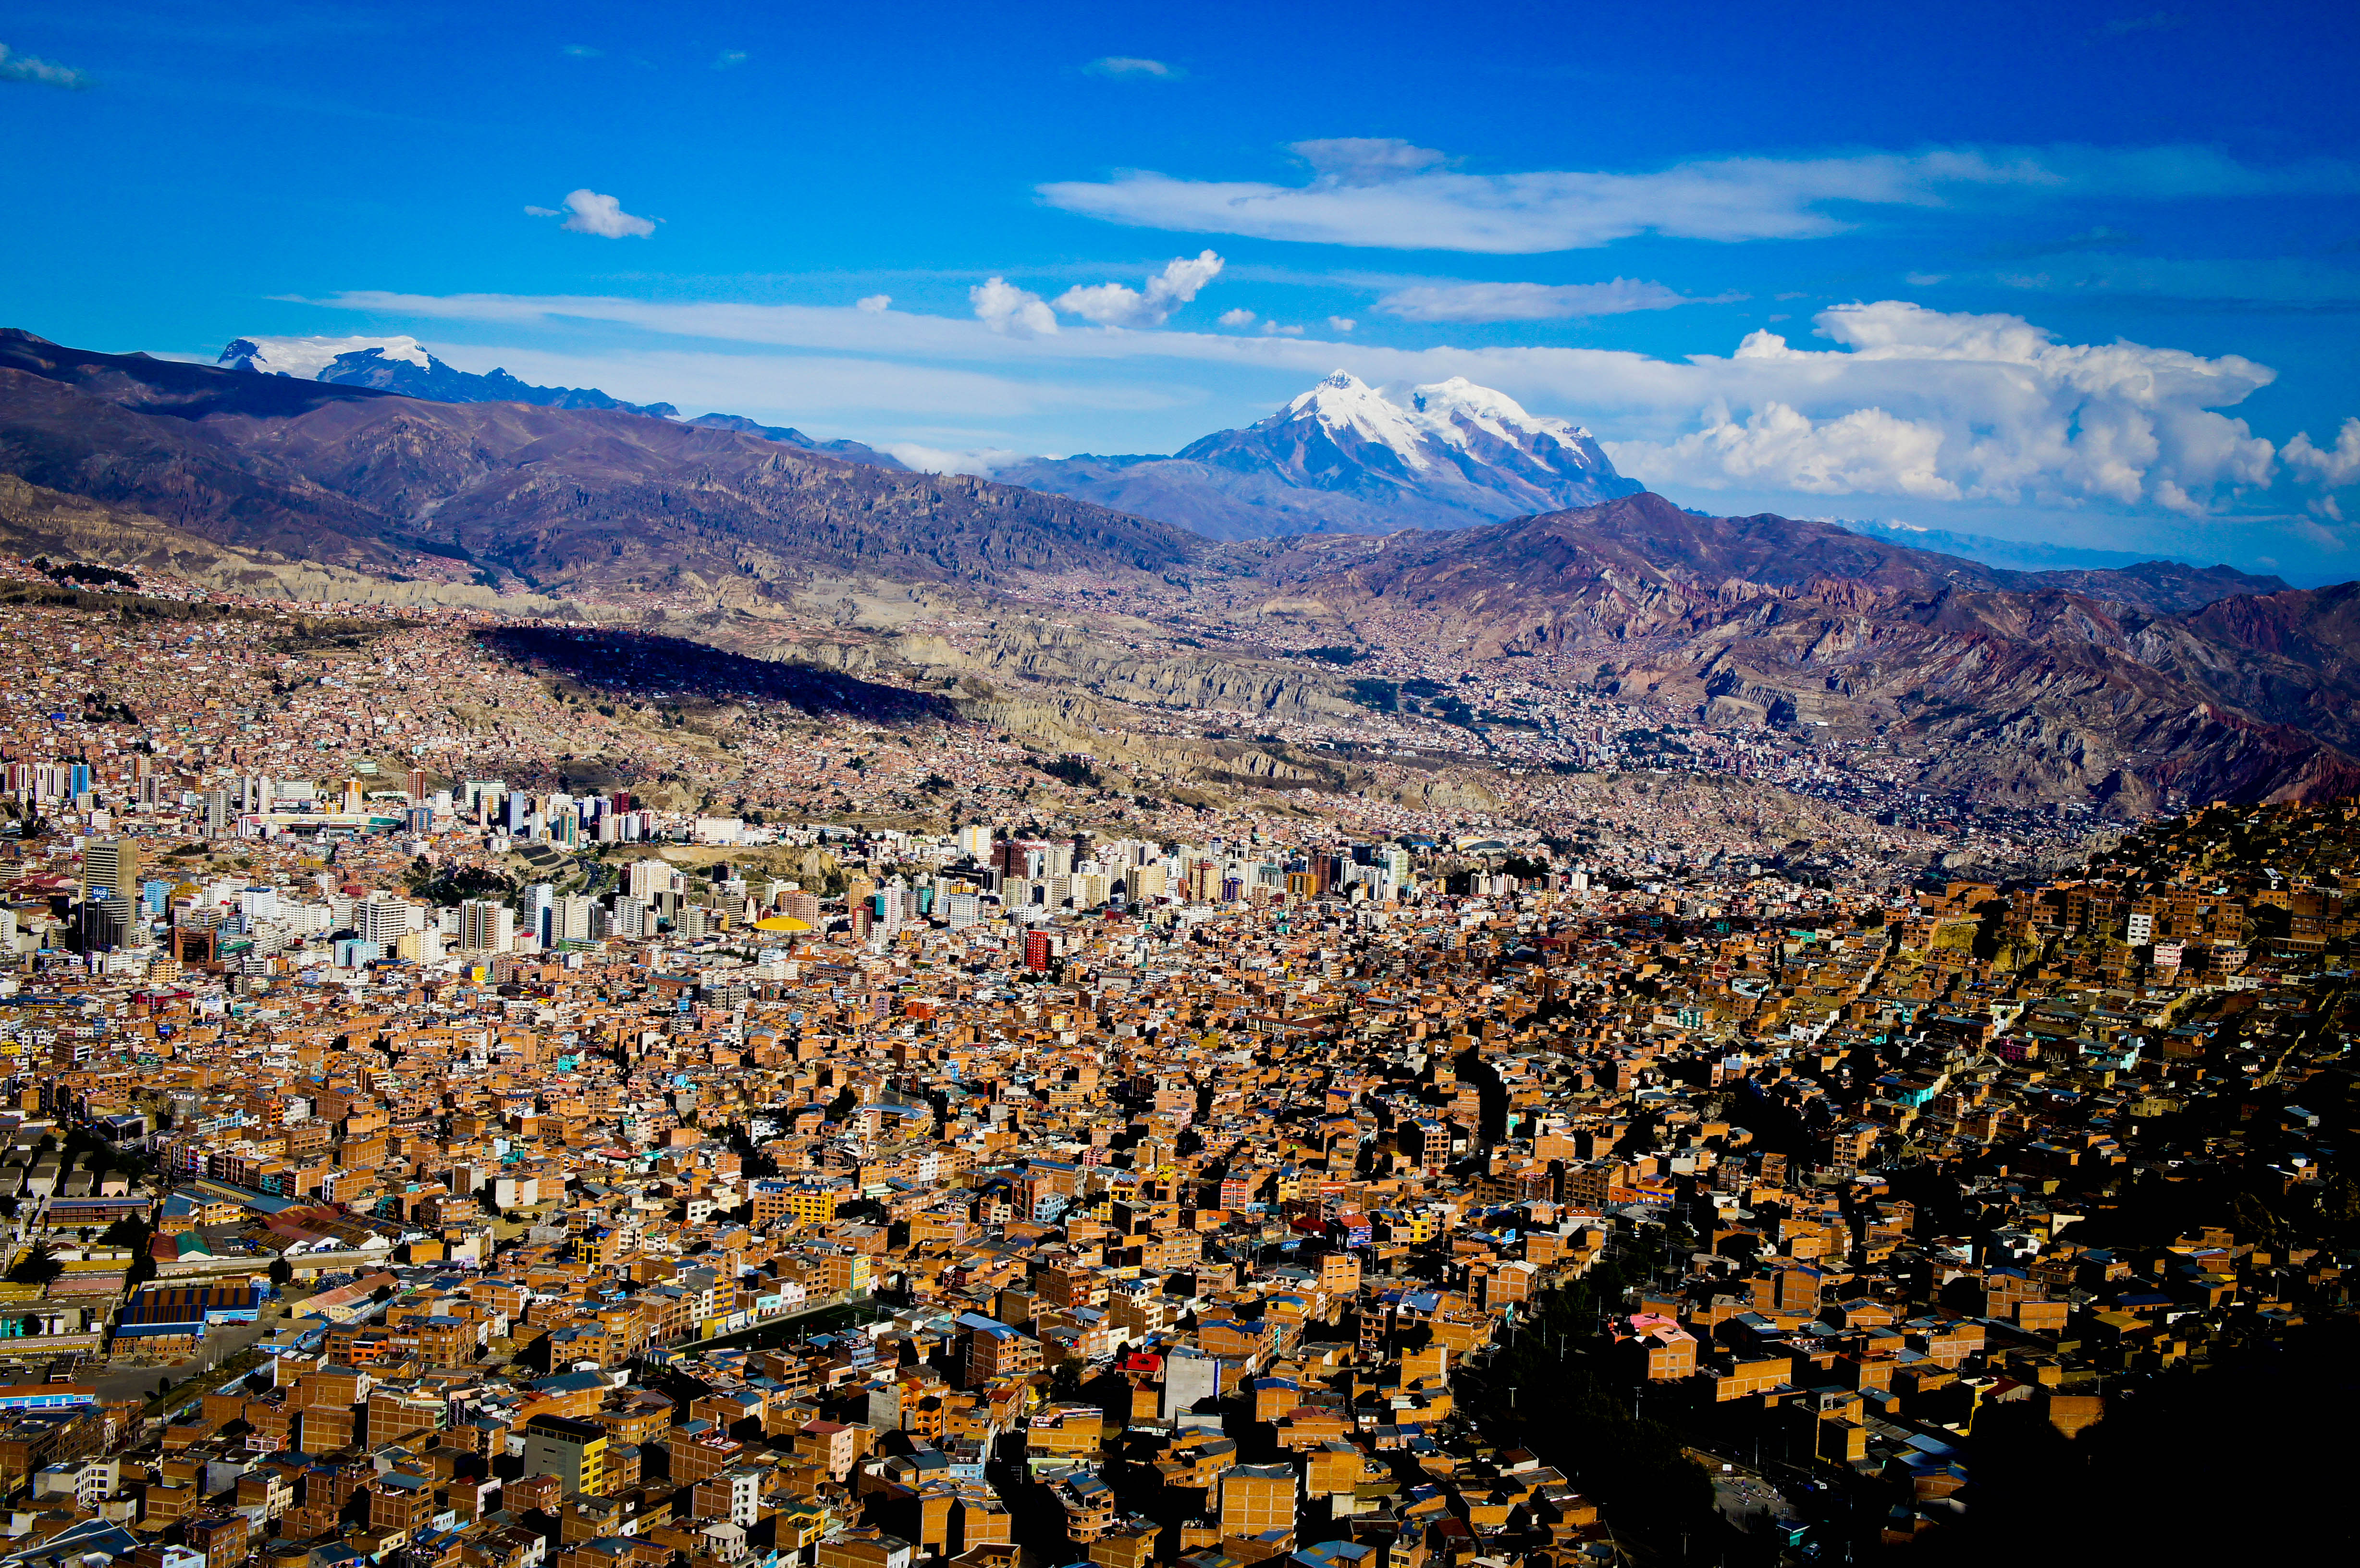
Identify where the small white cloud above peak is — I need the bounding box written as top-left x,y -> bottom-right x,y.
0,42 -> 90,88
1053,251 -> 1224,328
1085,56 -> 1183,79
1733,329 -> 1807,360
536,189 -> 656,238
1291,137 -> 1448,186
1376,278 -> 1698,322
855,294 -> 892,314
1217,308 -> 1256,329
971,278 -> 1057,337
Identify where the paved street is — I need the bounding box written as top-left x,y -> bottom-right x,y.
1693,1449 -> 1804,1541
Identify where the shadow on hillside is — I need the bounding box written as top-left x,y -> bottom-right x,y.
480,625 -> 955,726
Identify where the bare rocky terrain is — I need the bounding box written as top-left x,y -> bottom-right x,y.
4,327 -> 2354,823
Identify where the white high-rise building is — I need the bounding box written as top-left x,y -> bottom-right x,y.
554,894 -> 596,942
628,860 -> 683,901
354,896 -> 410,945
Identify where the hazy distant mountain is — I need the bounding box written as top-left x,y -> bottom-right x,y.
1827,516 -> 2286,613
1837,515 -> 2224,573
220,334 -> 679,417
682,412 -> 906,470
997,370 -> 1643,540
3,329 -> 1193,589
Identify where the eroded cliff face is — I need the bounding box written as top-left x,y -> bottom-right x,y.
1170,497 -> 2360,809
799,617 -> 1362,723
9,326 -> 2353,819
752,616 -> 1395,805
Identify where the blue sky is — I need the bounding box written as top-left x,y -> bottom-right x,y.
5,1 -> 2360,577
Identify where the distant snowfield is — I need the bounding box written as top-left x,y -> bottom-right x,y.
220,334 -> 432,379
1278,369 -> 1610,473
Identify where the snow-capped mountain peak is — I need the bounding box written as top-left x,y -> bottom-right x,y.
1275,369 -> 1437,472
1078,369 -> 1648,536
1270,370 -> 1602,460
216,335 -> 677,418
220,334 -> 432,379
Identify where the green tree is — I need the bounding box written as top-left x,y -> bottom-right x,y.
100,1213 -> 152,1251
7,1240 -> 61,1286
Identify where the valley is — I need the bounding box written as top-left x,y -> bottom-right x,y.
2,325 -> 2351,863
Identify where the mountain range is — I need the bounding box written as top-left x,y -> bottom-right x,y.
3,324 -> 2355,813
1,329 -> 1188,589
1219,490 -> 2330,808
1829,515 -> 2250,577
222,334 -> 909,470
221,334 -> 681,417
998,371 -> 1643,540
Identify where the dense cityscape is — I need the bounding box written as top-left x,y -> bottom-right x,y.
0,561 -> 2344,1568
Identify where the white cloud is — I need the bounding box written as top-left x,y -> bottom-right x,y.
313,288 -> 2352,519
1040,143 -> 2360,254
1629,403 -> 1959,499
713,49 -> 748,69
546,189 -> 656,238
2286,418 -> 2360,487
887,443 -> 1027,476
1291,138 -> 1449,185
1328,317 -> 1357,333
1085,57 -> 1182,78
1217,308 -> 1257,329
855,294 -> 892,314
1608,300 -> 2282,513
1051,250 -> 1224,327
562,44 -> 601,58
0,42 -> 90,88
523,205 -> 560,218
1376,278 -> 1695,322
971,278 -> 1058,337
